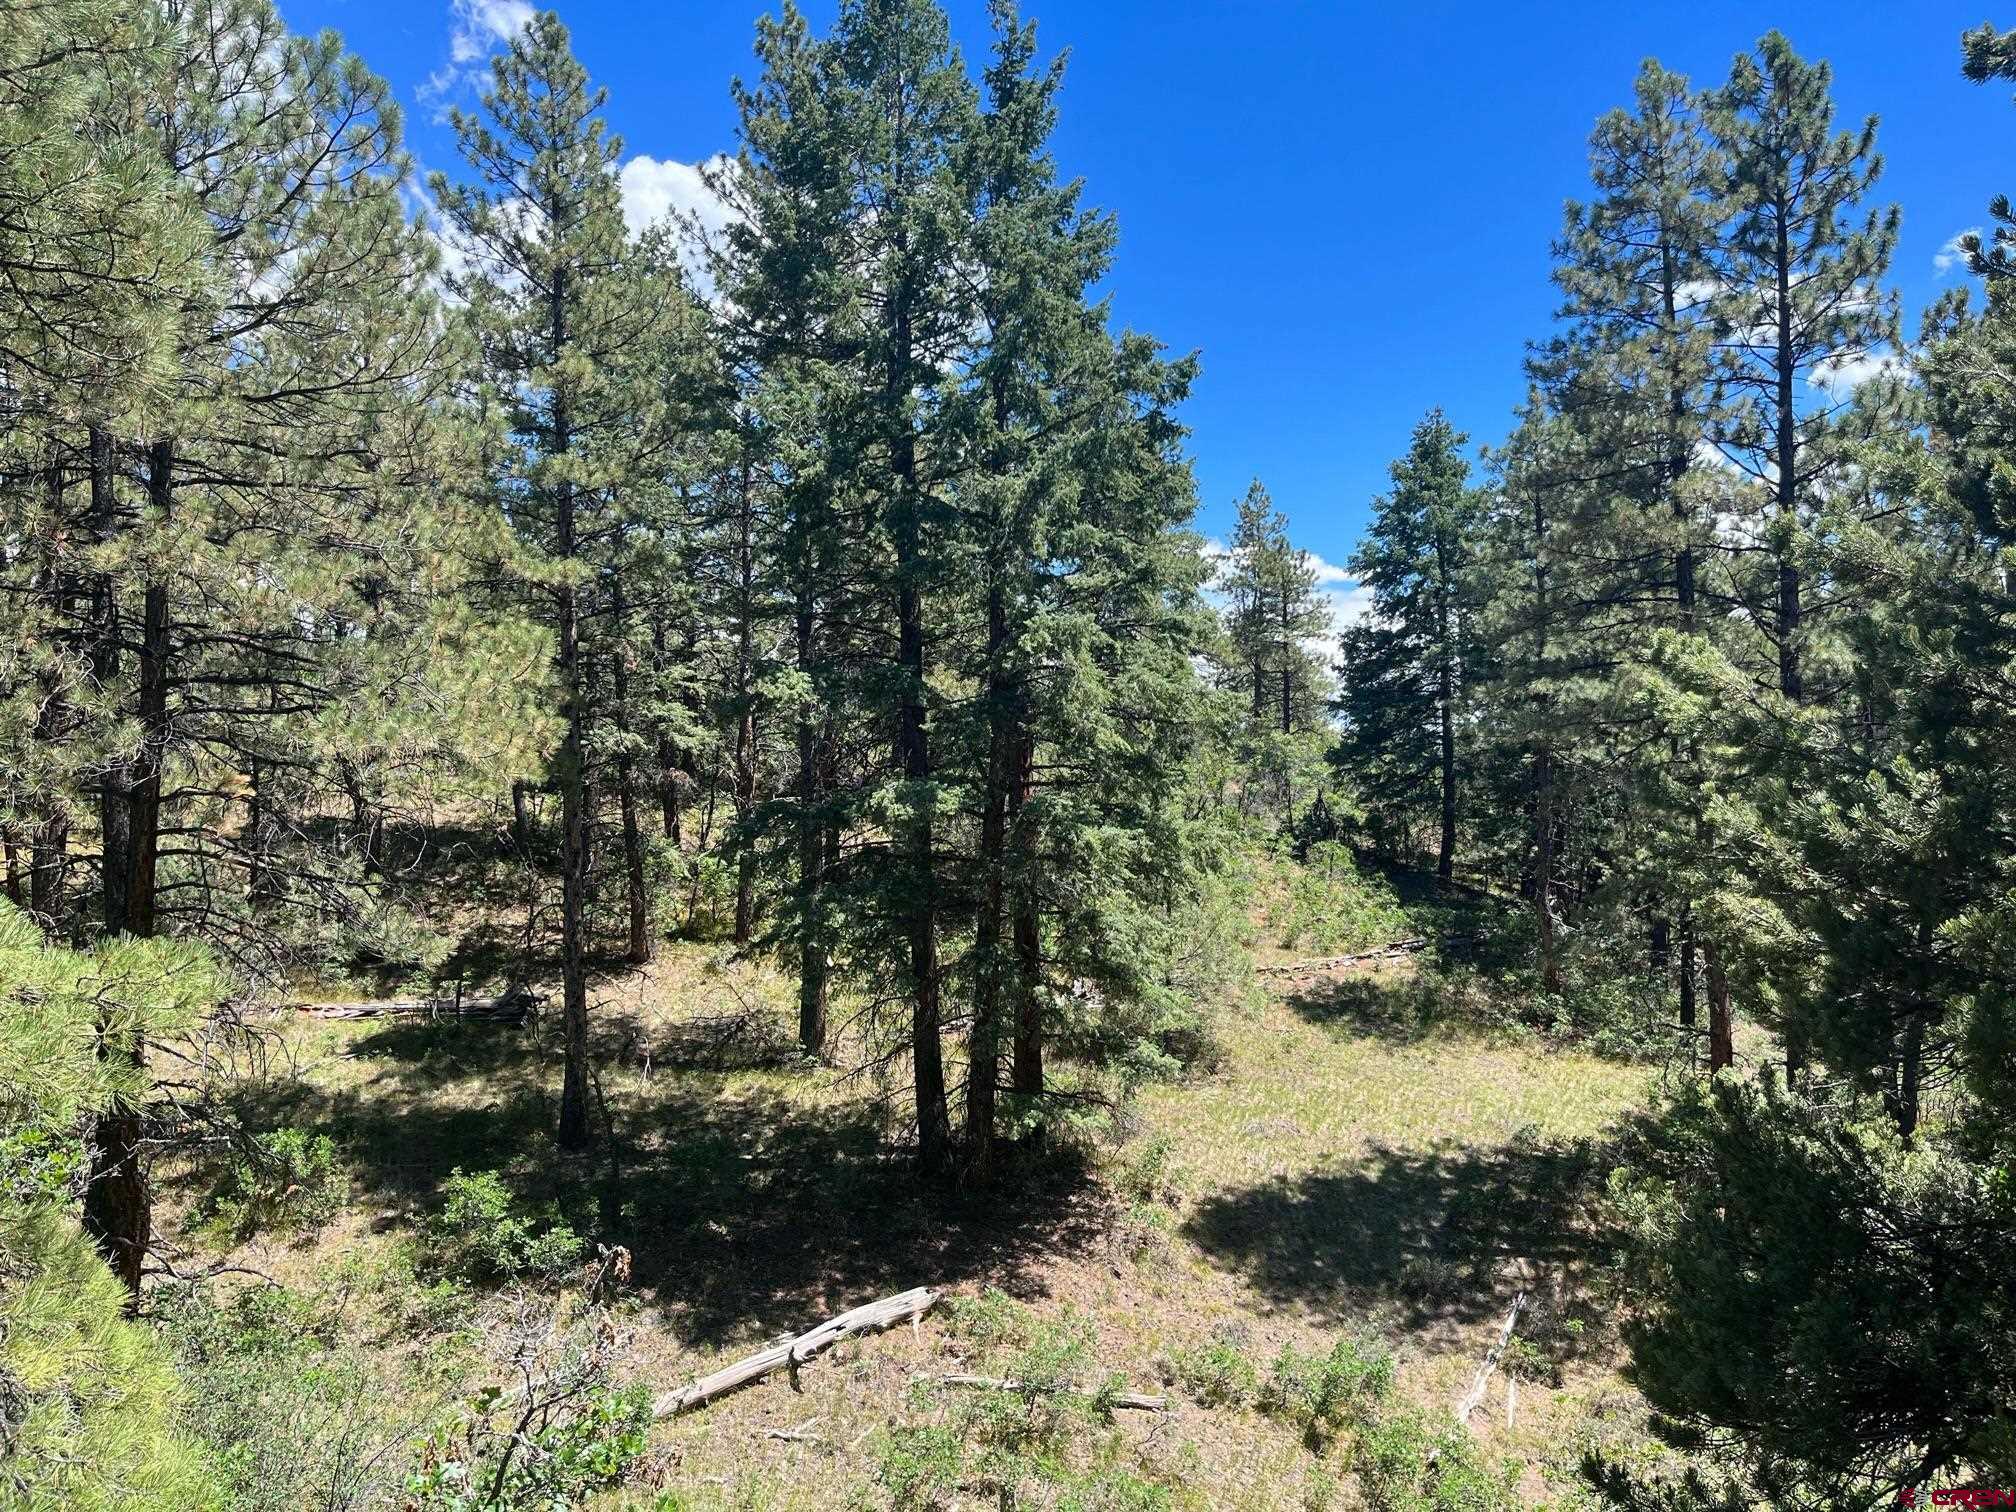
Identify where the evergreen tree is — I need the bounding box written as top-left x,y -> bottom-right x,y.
434,11 -> 690,1149
1705,32 -> 1900,707
1336,410 -> 1486,887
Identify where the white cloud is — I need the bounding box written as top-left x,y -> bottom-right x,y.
1674,278 -> 1721,311
618,153 -> 738,295
1935,228 -> 1981,276
1808,349 -> 1910,399
618,154 -> 735,240
421,0 -> 533,115
450,0 -> 532,63
1318,579 -> 1375,633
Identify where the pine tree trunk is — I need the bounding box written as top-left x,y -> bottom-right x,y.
2,832 -> 20,906
1534,745 -> 1560,994
613,584 -> 652,966
794,594 -> 828,1057
81,1093 -> 148,1306
123,441 -> 174,940
1895,1010 -> 1925,1142
1436,664 -> 1457,890
888,258 -> 949,1177
551,267 -> 593,1153
1678,918 -> 1697,1029
1009,728 -> 1042,1114
731,460 -> 758,947
83,439 -> 171,1301
964,581 -> 1012,1185
1704,940 -> 1733,1071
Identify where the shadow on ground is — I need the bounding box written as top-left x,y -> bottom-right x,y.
220,1014 -> 1107,1352
1276,967 -> 1467,1045
1182,1133 -> 1609,1345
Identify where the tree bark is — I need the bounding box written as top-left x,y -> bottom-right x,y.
1009,728 -> 1042,1112
964,580 -> 1011,1184
731,457 -> 759,948
793,587 -> 829,1057
551,265 -> 593,1153
613,582 -> 652,966
1704,939 -> 1733,1072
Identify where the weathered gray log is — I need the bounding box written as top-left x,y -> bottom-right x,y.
1455,1290 -> 1526,1426
933,1374 -> 1167,1412
287,988 -> 540,1023
1256,939 -> 1427,977
654,1287 -> 938,1418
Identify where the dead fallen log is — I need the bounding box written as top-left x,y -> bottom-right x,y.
933,1374 -> 1168,1412
654,1287 -> 938,1418
1256,939 -> 1426,977
286,987 -> 541,1024
1455,1290 -> 1526,1427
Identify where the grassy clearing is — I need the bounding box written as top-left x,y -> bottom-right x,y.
154,928 -> 1658,1508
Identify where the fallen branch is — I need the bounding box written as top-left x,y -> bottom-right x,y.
1455,1291 -> 1526,1427
1257,939 -> 1426,977
933,1374 -> 1167,1412
764,1428 -> 824,1444
654,1287 -> 938,1418
286,987 -> 541,1024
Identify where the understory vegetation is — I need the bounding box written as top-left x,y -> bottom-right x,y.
2,1 -> 2014,1508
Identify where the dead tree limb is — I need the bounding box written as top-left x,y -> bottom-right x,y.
1256,939 -> 1426,977
284,987 -> 541,1023
1455,1291 -> 1526,1427
654,1287 -> 938,1418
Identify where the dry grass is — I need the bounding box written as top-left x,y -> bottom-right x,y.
157,938 -> 1657,1509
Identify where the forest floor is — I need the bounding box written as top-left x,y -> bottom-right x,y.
157,900 -> 1676,1509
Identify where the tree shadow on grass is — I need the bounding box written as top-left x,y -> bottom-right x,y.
1182,1133 -> 1610,1350
219,1016 -> 1108,1352
1275,967 -> 1462,1046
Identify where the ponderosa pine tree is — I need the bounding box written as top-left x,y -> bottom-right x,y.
1706,32 -> 1900,709
7,0 -> 551,1289
1530,59 -> 1731,1039
433,10 -> 686,1149
1336,410 -> 1486,887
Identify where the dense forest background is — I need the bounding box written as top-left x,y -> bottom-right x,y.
2,2 -> 2013,1508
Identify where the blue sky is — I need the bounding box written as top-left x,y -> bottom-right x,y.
287,0 -> 2012,615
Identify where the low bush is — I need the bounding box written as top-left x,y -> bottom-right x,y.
160,1280 -> 412,1512
407,1379 -> 653,1510
1271,843 -> 1411,955
1353,1404 -> 1519,1511
203,1126 -> 349,1239
1170,1337 -> 1259,1406
424,1168 -> 586,1284
1258,1333 -> 1396,1444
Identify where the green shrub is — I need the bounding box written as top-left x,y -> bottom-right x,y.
1258,1334 -> 1395,1442
1353,1405 -> 1519,1511
425,1168 -> 586,1284
1171,1338 -> 1258,1406
874,1424 -> 965,1511
205,1126 -> 349,1239
1053,1466 -> 1173,1510
944,1287 -> 1032,1352
1272,843 -> 1410,954
406,1379 -> 653,1511
1109,1135 -> 1184,1208
159,1279 -> 408,1512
